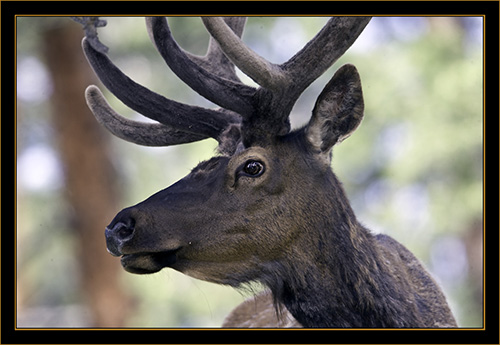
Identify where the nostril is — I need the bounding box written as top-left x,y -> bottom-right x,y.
111,220 -> 135,241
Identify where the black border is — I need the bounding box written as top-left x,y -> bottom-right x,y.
4,1 -> 499,344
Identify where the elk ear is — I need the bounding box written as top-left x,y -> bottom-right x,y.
305,64 -> 364,164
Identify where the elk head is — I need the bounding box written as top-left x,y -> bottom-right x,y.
81,16 -> 370,287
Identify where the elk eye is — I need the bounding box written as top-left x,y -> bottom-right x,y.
242,160 -> 264,177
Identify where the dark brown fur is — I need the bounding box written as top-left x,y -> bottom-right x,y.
77,17 -> 457,328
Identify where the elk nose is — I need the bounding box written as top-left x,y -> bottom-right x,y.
105,219 -> 135,257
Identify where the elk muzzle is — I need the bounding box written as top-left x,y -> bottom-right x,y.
104,207 -> 182,274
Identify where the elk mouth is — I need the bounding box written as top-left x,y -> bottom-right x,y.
120,248 -> 181,274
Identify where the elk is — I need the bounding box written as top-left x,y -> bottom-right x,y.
76,16 -> 457,328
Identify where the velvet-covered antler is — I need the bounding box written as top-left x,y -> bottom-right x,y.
75,16 -> 371,152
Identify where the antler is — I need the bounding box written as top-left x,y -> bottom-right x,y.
202,17 -> 287,90
80,18 -> 242,154
85,85 -> 208,146
202,17 -> 371,144
77,16 -> 371,152
145,17 -> 255,117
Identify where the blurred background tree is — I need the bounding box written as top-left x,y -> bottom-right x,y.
16,16 -> 483,327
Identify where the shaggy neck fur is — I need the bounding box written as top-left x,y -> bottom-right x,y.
261,172 -> 423,328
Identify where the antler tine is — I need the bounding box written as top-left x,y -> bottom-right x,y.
190,17 -> 246,82
82,37 -> 240,147
85,85 -> 208,146
282,17 -> 372,98
202,17 -> 287,91
146,17 -> 255,117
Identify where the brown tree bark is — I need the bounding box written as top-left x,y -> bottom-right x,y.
42,20 -> 131,327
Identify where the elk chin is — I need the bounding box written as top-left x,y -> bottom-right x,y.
120,249 -> 180,274
173,257 -> 262,288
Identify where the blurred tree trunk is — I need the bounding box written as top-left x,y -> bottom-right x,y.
42,20 -> 132,327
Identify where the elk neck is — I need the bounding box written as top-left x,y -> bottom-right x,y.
260,170 -> 422,328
